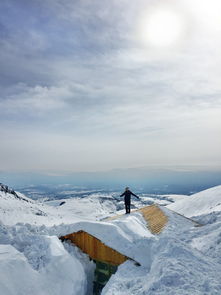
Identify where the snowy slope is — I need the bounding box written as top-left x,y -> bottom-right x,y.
0,190 -> 116,226
167,185 -> 221,217
0,190 -> 52,225
1,185 -> 221,295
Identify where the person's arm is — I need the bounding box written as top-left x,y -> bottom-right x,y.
120,192 -> 125,197
131,192 -> 139,199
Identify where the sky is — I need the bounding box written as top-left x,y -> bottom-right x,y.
0,0 -> 221,173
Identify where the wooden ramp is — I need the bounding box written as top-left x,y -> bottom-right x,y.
60,230 -> 128,266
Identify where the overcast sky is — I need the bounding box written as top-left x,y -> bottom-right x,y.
0,0 -> 221,172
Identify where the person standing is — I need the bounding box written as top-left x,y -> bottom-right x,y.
120,187 -> 139,214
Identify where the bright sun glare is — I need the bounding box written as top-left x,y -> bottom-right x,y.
140,8 -> 184,47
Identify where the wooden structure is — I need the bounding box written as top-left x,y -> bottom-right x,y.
60,205 -> 168,265
59,205 -> 169,294
59,204 -> 201,294
60,231 -> 128,294
60,230 -> 128,266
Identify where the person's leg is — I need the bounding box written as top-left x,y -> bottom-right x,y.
125,202 -> 130,214
128,202 -> 131,213
125,201 -> 128,214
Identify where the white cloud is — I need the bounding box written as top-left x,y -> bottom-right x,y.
0,84 -> 69,115
0,0 -> 221,171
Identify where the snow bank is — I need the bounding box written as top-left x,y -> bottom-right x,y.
0,244 -> 43,295
40,236 -> 86,295
103,234 -> 221,295
0,236 -> 87,295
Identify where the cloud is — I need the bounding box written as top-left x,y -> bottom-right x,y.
0,84 -> 68,114
0,0 -> 221,171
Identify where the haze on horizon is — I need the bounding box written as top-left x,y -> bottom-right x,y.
0,0 -> 221,173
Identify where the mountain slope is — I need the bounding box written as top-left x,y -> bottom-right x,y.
167,185 -> 221,217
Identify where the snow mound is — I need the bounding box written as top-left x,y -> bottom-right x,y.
0,239 -> 86,295
167,185 -> 221,218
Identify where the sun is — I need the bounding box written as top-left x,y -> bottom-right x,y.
139,8 -> 185,47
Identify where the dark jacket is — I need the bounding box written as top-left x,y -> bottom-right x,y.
120,190 -> 139,203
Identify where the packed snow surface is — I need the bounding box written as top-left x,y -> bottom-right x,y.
1,185 -> 221,294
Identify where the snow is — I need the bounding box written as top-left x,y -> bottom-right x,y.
167,185 -> 221,217
0,244 -> 43,295
46,213 -> 155,268
0,242 -> 86,295
102,201 -> 221,295
103,239 -> 221,295
1,184 -> 221,294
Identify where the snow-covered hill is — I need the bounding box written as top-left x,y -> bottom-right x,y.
1,184 -> 221,295
167,185 -> 221,217
0,189 -> 120,226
